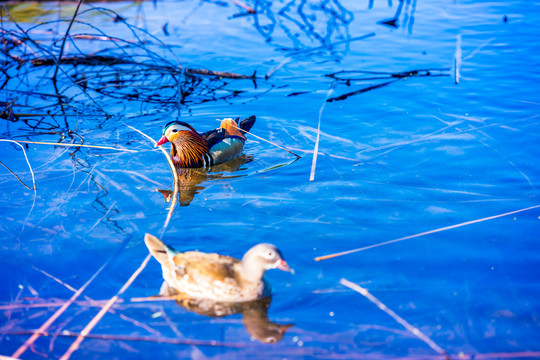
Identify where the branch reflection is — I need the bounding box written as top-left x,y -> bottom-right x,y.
378,0 -> 418,34
251,0 -> 354,55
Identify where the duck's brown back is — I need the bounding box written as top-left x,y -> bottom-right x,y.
165,251 -> 265,302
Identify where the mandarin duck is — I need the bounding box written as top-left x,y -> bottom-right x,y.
144,233 -> 291,302
155,116 -> 256,168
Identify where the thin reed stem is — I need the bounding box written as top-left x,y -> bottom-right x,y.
310,81 -> 336,181
340,279 -> 447,356
0,140 -> 36,191
125,125 -> 178,234
11,140 -> 137,153
53,0 -> 85,81
0,160 -> 31,189
315,204 -> 540,261
3,330 -> 244,348
453,34 -> 462,84
221,120 -> 301,158
59,255 -> 152,360
11,236 -> 131,358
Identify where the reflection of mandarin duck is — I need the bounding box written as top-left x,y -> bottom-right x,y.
144,234 -> 292,302
156,155 -> 252,206
155,116 -> 256,168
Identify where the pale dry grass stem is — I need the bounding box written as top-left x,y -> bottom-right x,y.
310,81 -> 336,182
12,140 -> 137,153
340,278 -> 447,357
59,255 -> 152,360
125,124 -> 179,235
315,204 -> 540,261
221,120 -> 301,158
0,140 -> 36,191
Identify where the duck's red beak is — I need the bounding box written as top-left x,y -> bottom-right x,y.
277,260 -> 292,273
156,135 -> 169,147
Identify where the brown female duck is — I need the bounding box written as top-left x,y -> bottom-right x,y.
144,234 -> 291,302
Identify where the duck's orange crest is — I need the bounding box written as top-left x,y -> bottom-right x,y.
220,118 -> 247,140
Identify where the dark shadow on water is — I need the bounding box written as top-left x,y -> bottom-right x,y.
158,281 -> 294,344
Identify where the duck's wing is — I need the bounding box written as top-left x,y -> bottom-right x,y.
207,138 -> 244,165
199,117 -> 256,166
201,127 -> 227,148
172,252 -> 242,284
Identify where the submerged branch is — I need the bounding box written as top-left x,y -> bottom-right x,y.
2,330 -> 244,348
0,159 -> 31,189
53,0 -> 85,81
32,55 -> 255,79
10,236 -> 132,359
59,255 -> 152,360
327,79 -> 399,102
12,140 -> 136,153
0,139 -> 36,191
325,68 -> 450,102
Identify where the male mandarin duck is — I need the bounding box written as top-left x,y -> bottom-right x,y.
155,116 -> 256,168
144,234 -> 291,302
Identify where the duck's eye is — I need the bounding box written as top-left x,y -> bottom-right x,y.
264,251 -> 275,259
172,129 -> 178,133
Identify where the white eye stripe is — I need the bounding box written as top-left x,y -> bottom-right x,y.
165,124 -> 191,136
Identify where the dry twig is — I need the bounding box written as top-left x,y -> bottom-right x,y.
53,0 -> 85,81
310,81 -> 336,181
221,120 -> 301,158
126,125 -> 178,234
59,255 -> 152,360
10,237 -> 129,358
315,204 -> 540,261
340,278 -> 447,357
11,140 -> 136,153
0,140 -> 36,191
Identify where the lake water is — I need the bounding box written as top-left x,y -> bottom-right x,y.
1,0 -> 540,358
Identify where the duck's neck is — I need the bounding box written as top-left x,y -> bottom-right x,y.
241,254 -> 266,283
171,132 -> 209,168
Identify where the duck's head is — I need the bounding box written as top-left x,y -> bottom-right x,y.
241,244 -> 292,282
156,121 -> 198,147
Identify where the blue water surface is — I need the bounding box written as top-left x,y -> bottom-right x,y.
1,0 -> 540,358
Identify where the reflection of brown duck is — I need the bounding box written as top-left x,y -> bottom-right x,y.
159,282 -> 294,343
157,155 -> 252,206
